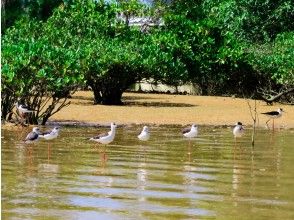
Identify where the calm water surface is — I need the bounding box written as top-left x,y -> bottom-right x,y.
2,125 -> 294,219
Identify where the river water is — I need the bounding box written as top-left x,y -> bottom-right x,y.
2,125 -> 294,219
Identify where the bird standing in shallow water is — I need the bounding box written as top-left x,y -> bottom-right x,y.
233,122 -> 244,145
138,126 -> 150,141
39,127 -> 61,160
182,124 -> 198,139
24,127 -> 40,144
233,122 -> 244,138
39,127 -> 60,140
90,123 -> 117,162
182,124 -> 198,160
138,126 -> 150,158
261,108 -> 284,130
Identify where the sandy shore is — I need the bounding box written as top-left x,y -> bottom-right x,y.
46,91 -> 294,128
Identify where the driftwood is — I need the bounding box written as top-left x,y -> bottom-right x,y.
258,87 -> 294,105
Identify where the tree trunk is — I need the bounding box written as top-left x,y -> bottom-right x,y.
101,88 -> 123,105
93,89 -> 102,105
200,83 -> 209,95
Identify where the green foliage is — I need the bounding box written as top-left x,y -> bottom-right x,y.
247,32 -> 294,85
1,0 -> 65,33
1,16 -> 84,124
203,0 -> 294,42
2,0 -> 293,118
162,0 -> 294,94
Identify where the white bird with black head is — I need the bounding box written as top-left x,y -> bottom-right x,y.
261,108 -> 284,130
233,122 -> 245,138
15,102 -> 36,115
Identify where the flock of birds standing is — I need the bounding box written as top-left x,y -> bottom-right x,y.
19,100 -> 284,147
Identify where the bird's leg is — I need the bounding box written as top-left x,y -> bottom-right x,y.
144,146 -> 147,163
138,145 -> 142,159
104,147 -> 108,163
99,146 -> 105,162
272,119 -> 275,131
187,140 -> 191,162
47,143 -> 51,163
28,145 -> 33,165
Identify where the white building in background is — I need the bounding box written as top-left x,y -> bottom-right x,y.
130,80 -> 199,95
114,0 -> 191,94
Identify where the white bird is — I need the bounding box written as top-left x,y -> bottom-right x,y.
233,122 -> 245,138
24,127 -> 40,144
90,123 -> 117,145
182,124 -> 198,138
15,102 -> 36,115
39,127 -> 60,140
261,108 -> 284,130
39,127 -> 60,161
138,126 -> 150,141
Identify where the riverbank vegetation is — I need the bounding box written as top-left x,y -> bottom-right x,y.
2,0 -> 293,124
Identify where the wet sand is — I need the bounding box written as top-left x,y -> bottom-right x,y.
49,91 -> 294,128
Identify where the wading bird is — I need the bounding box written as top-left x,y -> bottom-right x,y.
39,127 -> 61,160
261,108 -> 284,130
182,124 -> 198,159
24,127 -> 40,144
90,123 -> 117,162
233,122 -> 245,141
39,127 -> 60,141
182,124 -> 198,139
138,126 -> 150,141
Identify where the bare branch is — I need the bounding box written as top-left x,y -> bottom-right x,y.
258,87 -> 294,105
50,99 -> 70,116
244,96 -> 258,147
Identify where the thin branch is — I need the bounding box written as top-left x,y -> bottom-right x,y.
50,99 -> 70,116
245,96 -> 259,147
39,96 -> 51,112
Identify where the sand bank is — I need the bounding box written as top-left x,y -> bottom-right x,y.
47,91 -> 293,128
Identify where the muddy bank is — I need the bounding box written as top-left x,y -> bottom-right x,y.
48,91 -> 293,129
2,91 -> 293,129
